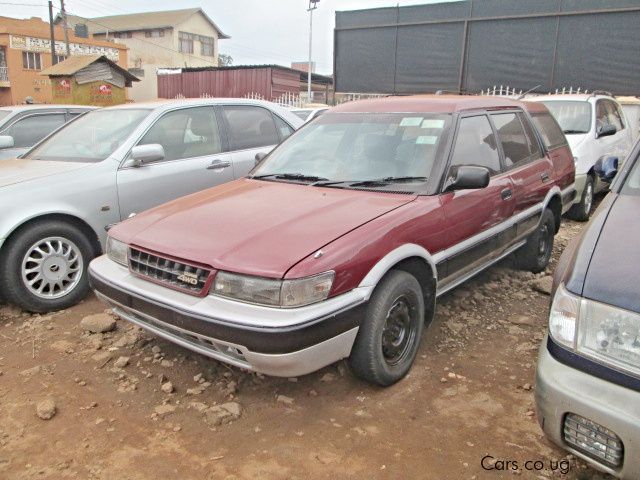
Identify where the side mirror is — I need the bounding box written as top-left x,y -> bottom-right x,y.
594,155 -> 618,183
0,135 -> 14,149
255,151 -> 267,167
130,144 -> 165,166
597,124 -> 617,138
445,166 -> 490,192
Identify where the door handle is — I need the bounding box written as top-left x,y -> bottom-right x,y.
207,159 -> 231,170
541,172 -> 550,183
501,188 -> 513,201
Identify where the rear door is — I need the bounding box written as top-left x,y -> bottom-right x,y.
219,105 -> 289,177
491,111 -> 553,238
438,113 -> 516,286
116,105 -> 234,219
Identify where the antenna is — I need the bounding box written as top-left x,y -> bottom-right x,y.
517,85 -> 542,100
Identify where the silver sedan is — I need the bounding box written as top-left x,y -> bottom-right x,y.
0,98 -> 302,312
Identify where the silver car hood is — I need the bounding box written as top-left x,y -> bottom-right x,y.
0,158 -> 92,188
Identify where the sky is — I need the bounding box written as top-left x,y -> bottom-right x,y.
3,0 -> 452,75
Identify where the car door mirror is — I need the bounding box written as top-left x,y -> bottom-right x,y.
0,135 -> 14,149
255,151 -> 267,167
594,155 -> 619,183
130,144 -> 165,167
445,166 -> 490,192
596,124 -> 617,138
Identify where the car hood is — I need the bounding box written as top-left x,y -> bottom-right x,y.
112,179 -> 417,278
0,158 -> 92,188
583,194 -> 640,313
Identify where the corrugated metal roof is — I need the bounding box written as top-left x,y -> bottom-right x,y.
166,64 -> 334,85
39,55 -> 139,85
62,8 -> 229,39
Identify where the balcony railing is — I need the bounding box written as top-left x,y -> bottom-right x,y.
0,66 -> 8,82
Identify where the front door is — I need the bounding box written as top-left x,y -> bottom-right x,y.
116,106 -> 234,219
438,114 -> 515,288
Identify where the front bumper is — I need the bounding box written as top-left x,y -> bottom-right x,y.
535,337 -> 640,479
88,255 -> 368,377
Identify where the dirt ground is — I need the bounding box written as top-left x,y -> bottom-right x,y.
0,216 -> 615,480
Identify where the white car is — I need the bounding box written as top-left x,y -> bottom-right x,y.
528,94 -> 634,220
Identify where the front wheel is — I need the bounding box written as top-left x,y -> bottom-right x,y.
349,270 -> 425,386
0,220 -> 95,313
566,174 -> 594,222
516,208 -> 555,273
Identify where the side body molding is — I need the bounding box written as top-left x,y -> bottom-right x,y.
357,243 -> 437,294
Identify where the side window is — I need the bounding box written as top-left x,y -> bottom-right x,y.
606,100 -> 624,131
596,100 -> 610,130
492,113 -> 539,169
138,107 -> 222,162
448,115 -> 501,177
222,105 -> 279,150
530,112 -> 567,149
273,114 -> 294,141
3,113 -> 66,148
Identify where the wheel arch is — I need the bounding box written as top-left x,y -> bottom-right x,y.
542,186 -> 562,233
358,244 -> 437,301
2,213 -> 102,257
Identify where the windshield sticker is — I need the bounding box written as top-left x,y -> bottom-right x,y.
421,119 -> 445,129
416,135 -> 438,145
400,117 -> 423,127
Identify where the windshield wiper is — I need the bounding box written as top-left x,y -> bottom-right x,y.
313,176 -> 429,188
251,173 -> 329,182
562,129 -> 588,134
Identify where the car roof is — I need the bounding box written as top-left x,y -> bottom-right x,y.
0,104 -> 97,112
104,97 -> 289,112
332,95 -> 529,114
528,94 -> 616,102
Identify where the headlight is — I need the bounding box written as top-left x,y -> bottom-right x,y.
549,283 -> 640,377
106,236 -> 128,267
212,271 -> 334,307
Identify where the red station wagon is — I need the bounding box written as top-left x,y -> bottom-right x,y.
89,96 -> 575,386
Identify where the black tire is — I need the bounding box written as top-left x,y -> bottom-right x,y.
516,209 -> 555,274
0,220 -> 95,313
349,270 -> 425,386
566,174 -> 594,222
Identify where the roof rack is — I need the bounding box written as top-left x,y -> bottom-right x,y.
588,90 -> 613,98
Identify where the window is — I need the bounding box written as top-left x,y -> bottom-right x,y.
200,36 -> 215,56
2,113 -> 66,148
605,100 -> 624,131
22,51 -> 41,70
448,115 -> 501,176
273,115 -> 294,140
54,54 -> 66,64
530,112 -> 567,150
222,105 -> 279,150
138,107 -> 222,162
542,100 -> 591,134
492,113 -> 540,168
179,32 -> 194,54
114,31 -> 132,39
145,29 -> 164,38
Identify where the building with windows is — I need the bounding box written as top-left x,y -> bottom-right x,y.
60,8 -> 229,101
0,16 -> 128,105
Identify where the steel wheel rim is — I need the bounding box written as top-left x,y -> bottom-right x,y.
584,182 -> 594,214
538,223 -> 551,261
21,236 -> 83,300
382,295 -> 416,366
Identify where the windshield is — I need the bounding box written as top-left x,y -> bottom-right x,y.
252,112 -> 451,189
0,109 -> 12,126
25,109 -> 151,162
541,100 -> 592,134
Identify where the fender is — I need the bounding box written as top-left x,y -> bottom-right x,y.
357,243 -> 437,295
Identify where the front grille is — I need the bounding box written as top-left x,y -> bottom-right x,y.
563,413 -> 624,468
129,247 -> 212,296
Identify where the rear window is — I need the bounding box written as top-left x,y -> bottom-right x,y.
530,112 -> 568,150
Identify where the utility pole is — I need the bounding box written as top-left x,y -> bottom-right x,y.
48,1 -> 56,64
60,0 -> 70,57
307,0 -> 320,104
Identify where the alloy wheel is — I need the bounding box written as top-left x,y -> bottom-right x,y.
21,236 -> 83,299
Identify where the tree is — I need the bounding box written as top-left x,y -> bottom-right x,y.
218,53 -> 233,67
